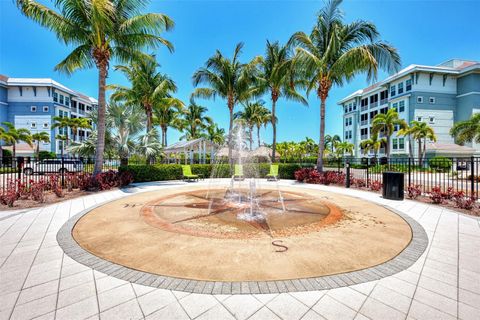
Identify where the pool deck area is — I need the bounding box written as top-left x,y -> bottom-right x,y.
1,180 -> 479,320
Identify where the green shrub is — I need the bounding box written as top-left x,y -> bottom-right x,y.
38,151 -> 57,160
119,164 -> 183,182
429,156 -> 452,172
120,163 -> 309,182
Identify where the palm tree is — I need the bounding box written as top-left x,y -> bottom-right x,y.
192,42 -> 260,165
16,0 -> 174,174
69,118 -> 91,143
360,133 -> 386,158
31,132 -> 51,157
289,0 -> 400,171
335,141 -> 355,156
300,137 -> 318,157
402,120 -> 436,164
204,123 -> 226,146
256,41 -> 308,160
234,101 -> 267,150
371,109 -> 406,157
324,134 -> 341,153
52,116 -> 71,146
55,134 -> 67,158
1,122 -> 32,158
136,128 -> 163,161
450,113 -> 480,145
180,99 -> 212,141
153,98 -> 184,147
111,56 -> 177,136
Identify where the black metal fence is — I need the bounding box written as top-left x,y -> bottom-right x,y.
324,157 -> 480,199
0,156 -> 479,199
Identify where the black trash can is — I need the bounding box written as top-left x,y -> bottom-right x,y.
382,172 -> 404,200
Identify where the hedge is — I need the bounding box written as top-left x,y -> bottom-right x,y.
428,156 -> 452,172
119,163 -> 312,182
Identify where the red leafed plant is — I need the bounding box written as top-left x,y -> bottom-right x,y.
407,185 -> 422,199
0,180 -> 20,207
30,180 -> 46,203
49,175 -> 64,198
352,178 -> 366,188
369,180 -> 382,191
429,186 -> 444,204
442,186 -> 455,200
453,191 -> 476,210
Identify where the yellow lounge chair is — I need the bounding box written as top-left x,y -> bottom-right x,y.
233,164 -> 244,181
182,165 -> 199,182
266,164 -> 279,181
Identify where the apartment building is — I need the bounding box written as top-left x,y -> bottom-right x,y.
0,75 -> 96,156
338,59 -> 480,158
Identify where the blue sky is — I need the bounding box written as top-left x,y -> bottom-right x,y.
1,0 -> 479,145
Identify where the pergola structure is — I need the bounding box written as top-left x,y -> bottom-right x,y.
163,138 -> 217,164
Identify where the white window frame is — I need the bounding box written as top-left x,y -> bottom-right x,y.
429,116 -> 435,124
417,116 -> 422,122
399,101 -> 405,113
43,106 -> 49,112
429,97 -> 436,104
417,96 -> 423,103
43,122 -> 49,129
31,106 -> 37,112
31,121 -> 37,129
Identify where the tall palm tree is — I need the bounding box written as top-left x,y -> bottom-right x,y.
301,137 -> 318,157
180,99 -> 212,141
153,98 -> 184,147
16,0 -> 174,174
289,0 -> 400,171
1,122 -> 32,158
111,56 -> 177,135
402,120 -> 436,164
256,40 -> 308,160
335,141 -> 355,156
371,109 -> 406,157
324,134 -> 341,153
31,132 -> 51,157
192,42 -> 260,165
450,113 -> 480,145
360,133 -> 386,158
136,128 -> 162,161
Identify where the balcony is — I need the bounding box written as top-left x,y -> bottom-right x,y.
361,135 -> 368,140
380,98 -> 388,105
361,105 -> 368,112
360,120 -> 368,126
370,102 -> 378,108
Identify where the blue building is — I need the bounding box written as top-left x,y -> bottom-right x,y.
338,59 -> 480,158
0,75 -> 96,156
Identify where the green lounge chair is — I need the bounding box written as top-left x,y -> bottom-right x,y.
182,165 -> 199,182
234,164 -> 244,181
266,164 -> 279,181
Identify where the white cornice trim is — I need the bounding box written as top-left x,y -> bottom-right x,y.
457,91 -> 480,98
0,102 -> 8,106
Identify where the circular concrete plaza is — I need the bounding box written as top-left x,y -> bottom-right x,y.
58,182 -> 428,294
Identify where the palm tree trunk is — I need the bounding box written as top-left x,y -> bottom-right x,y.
317,98 -> 326,172
160,126 -> 165,147
271,97 -> 277,162
418,138 -> 422,165
36,141 -> 40,157
408,136 -> 413,158
249,125 -> 253,150
257,125 -> 261,148
227,105 -> 234,167
93,65 -> 107,175
386,135 -> 390,158
165,127 -> 168,147
13,144 -> 16,158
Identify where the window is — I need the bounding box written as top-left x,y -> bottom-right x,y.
406,79 -> 412,91
43,106 -> 49,112
417,116 -> 422,122
399,101 -> 405,113
53,92 -> 58,102
390,85 -> 396,97
59,94 -> 64,105
380,107 -> 388,114
429,97 -> 436,104
345,118 -> 349,126
392,138 -> 398,150
31,121 -> 36,129
353,102 -> 357,111
392,102 -> 398,112
399,138 -> 405,149
65,97 -> 70,106
31,106 -> 37,112
398,82 -> 404,94
43,122 -> 49,129
348,103 -> 353,112
429,116 -> 435,123
344,106 -> 348,113
361,98 -> 368,107
417,96 -> 423,103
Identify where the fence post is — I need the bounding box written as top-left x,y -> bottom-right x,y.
17,157 -> 23,181
366,159 -> 369,188
408,157 -> 411,187
346,161 -> 351,188
470,156 -> 475,197
337,158 -> 340,173
61,156 -> 65,187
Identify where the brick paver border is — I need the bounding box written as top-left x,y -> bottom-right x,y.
57,195 -> 428,294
